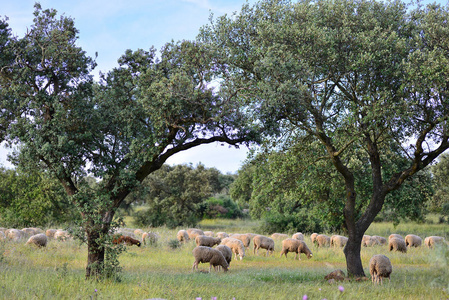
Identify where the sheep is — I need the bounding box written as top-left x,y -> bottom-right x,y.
280,238 -> 313,260
187,228 -> 204,240
292,232 -> 305,241
195,235 -> 221,247
271,233 -> 288,240
230,233 -> 251,248
425,236 -> 446,248
26,233 -> 48,247
330,235 -> 348,248
216,232 -> 229,239
142,232 -> 159,245
45,229 -> 57,239
112,235 -> 141,247
363,235 -> 381,247
245,233 -> 258,240
372,235 -> 387,245
192,246 -> 229,272
369,254 -> 392,284
54,230 -> 71,241
389,237 -> 407,253
253,235 -> 275,256
21,228 -> 38,237
315,234 -> 331,247
133,229 -> 144,237
405,234 -> 422,248
362,235 -> 372,246
220,237 -> 245,260
7,229 -> 24,241
177,230 -> 190,243
216,244 -> 232,270
388,234 -> 403,241
203,231 -> 214,237
310,233 -> 318,244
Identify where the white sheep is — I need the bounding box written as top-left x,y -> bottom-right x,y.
230,233 -> 251,248
187,228 -> 204,240
133,229 -> 144,237
245,233 -> 258,240
21,228 -> 38,237
405,234 -> 422,247
363,235 -> 380,247
177,230 -> 189,243
192,246 -> 229,272
330,235 -> 348,248
220,237 -> 245,260
271,233 -> 288,240
7,229 -> 24,241
372,235 -> 387,245
280,238 -> 313,260
253,235 -> 275,256
292,232 -> 305,241
424,236 -> 446,248
315,234 -> 331,247
26,233 -> 48,247
310,233 -> 318,243
389,237 -> 407,253
369,254 -> 392,284
142,232 -> 159,245
203,231 -> 214,237
54,230 -> 71,241
195,235 -> 221,247
45,229 -> 57,239
216,244 -> 232,270
388,234 -> 403,241
216,232 -> 229,239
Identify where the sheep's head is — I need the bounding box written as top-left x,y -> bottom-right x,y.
307,253 -> 313,259
137,241 -> 141,247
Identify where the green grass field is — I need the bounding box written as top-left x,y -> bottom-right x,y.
0,219 -> 448,299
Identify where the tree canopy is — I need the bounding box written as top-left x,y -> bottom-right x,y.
200,0 -> 449,276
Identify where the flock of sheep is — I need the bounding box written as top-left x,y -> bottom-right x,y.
177,228 -> 448,284
1,226 -> 447,284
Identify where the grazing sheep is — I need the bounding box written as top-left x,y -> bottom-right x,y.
7,229 -> 24,241
142,232 -> 159,245
187,228 -> 204,240
362,235 -> 372,247
331,235 -> 348,248
372,235 -> 387,245
203,231 -> 214,237
369,254 -> 392,284
389,234 -> 403,241
425,236 -> 446,248
21,228 -> 38,237
54,230 -> 71,241
192,246 -> 229,272
271,233 -> 288,240
216,232 -> 229,239
292,232 -> 305,241
221,237 -> 245,260
231,233 -> 251,248
389,237 -> 407,253
310,233 -> 318,244
253,235 -> 275,256
216,244 -> 232,270
280,238 -> 313,260
196,235 -> 221,247
45,229 -> 57,239
26,233 -> 48,247
112,235 -> 141,247
315,234 -> 331,247
363,235 -> 381,247
245,233 -> 258,240
405,234 -> 422,248
177,230 -> 190,243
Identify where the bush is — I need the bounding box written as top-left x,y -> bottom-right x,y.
258,209 -> 325,234
199,195 -> 244,219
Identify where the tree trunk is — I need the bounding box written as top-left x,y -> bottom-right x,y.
343,233 -> 365,277
85,229 -> 105,279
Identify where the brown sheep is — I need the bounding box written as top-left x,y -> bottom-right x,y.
177,230 -> 189,243
253,235 -> 275,256
310,233 -> 318,243
112,235 -> 141,247
280,238 -> 313,260
389,237 -> 407,253
230,233 -> 251,248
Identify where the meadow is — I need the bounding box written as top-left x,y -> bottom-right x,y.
0,218 -> 448,300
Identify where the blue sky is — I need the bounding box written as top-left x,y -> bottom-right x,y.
0,0 -> 256,173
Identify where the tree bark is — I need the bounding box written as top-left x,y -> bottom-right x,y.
343,234 -> 365,277
85,229 -> 105,279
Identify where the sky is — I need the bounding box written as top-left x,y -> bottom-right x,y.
0,0 -> 257,174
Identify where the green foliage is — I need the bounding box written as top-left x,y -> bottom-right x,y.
199,194 -> 244,219
431,153 -> 449,215
167,239 -> 181,249
0,167 -> 79,227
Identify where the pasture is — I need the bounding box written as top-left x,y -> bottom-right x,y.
0,219 -> 448,300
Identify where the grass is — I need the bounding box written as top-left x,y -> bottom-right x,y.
0,219 -> 448,299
